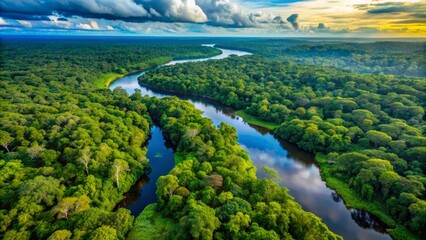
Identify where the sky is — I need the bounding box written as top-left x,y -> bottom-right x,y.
0,0 -> 425,37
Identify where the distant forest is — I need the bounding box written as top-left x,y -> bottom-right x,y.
216,39 -> 425,77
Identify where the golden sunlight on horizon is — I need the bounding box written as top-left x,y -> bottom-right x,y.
263,0 -> 426,37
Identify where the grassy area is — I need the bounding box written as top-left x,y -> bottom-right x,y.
127,204 -> 179,240
174,152 -> 186,165
174,151 -> 198,165
235,110 -> 279,131
94,72 -> 124,88
316,154 -> 418,240
94,57 -> 172,89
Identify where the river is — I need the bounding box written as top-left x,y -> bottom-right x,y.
110,45 -> 392,240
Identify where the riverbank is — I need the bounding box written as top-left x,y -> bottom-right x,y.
102,49 -> 223,89
100,57 -> 172,89
235,110 -> 279,131
94,72 -> 125,88
316,154 -> 418,240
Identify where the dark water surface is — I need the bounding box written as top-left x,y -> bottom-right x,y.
111,46 -> 391,240
115,126 -> 174,214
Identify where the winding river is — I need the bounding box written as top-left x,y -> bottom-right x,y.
111,45 -> 392,240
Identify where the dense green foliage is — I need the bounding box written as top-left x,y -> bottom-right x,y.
139,54 -> 426,238
216,39 -> 425,77
2,36 -> 424,239
127,204 -> 179,239
0,38 -> 221,239
1,38 -> 221,89
132,96 -> 341,239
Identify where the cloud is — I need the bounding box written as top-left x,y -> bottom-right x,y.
392,19 -> 426,24
77,23 -> 92,30
286,13 -> 298,29
107,25 -> 114,30
317,23 -> 326,30
0,12 -> 51,21
196,0 -> 254,27
0,17 -> 7,25
89,20 -> 100,30
354,2 -> 426,16
411,13 -> 426,19
18,20 -> 32,27
165,0 -> 207,22
0,0 -> 286,28
75,20 -> 101,30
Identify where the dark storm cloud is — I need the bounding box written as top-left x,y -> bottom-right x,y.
0,0 -> 153,21
0,12 -> 51,21
0,0 -> 289,28
286,13 -> 299,30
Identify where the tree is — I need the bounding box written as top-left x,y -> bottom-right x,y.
90,226 -> 117,240
352,109 -> 376,126
263,166 -> 281,184
52,196 -> 90,219
111,208 -> 134,239
112,159 -> 130,190
249,224 -> 280,240
156,175 -> 179,198
26,145 -> 45,160
388,140 -> 406,152
78,147 -> 91,176
206,172 -> 223,190
0,130 -> 14,152
406,147 -> 426,163
179,200 -> 220,240
227,212 -> 251,234
353,169 -> 376,199
409,200 -> 426,237
262,166 -> 282,202
47,230 -> 72,240
327,134 -> 350,152
19,176 -> 62,206
379,171 -> 400,198
366,130 -> 392,147
335,152 -> 369,176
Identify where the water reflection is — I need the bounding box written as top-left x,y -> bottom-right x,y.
351,209 -> 388,234
331,192 -> 342,203
116,126 -> 175,216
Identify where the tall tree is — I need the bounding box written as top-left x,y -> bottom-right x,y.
0,130 -> 14,152
112,159 -> 129,190
26,145 -> 44,160
157,175 -> 179,198
78,147 -> 91,176
366,130 -> 392,147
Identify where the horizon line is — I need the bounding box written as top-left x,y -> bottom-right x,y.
1,34 -> 425,40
